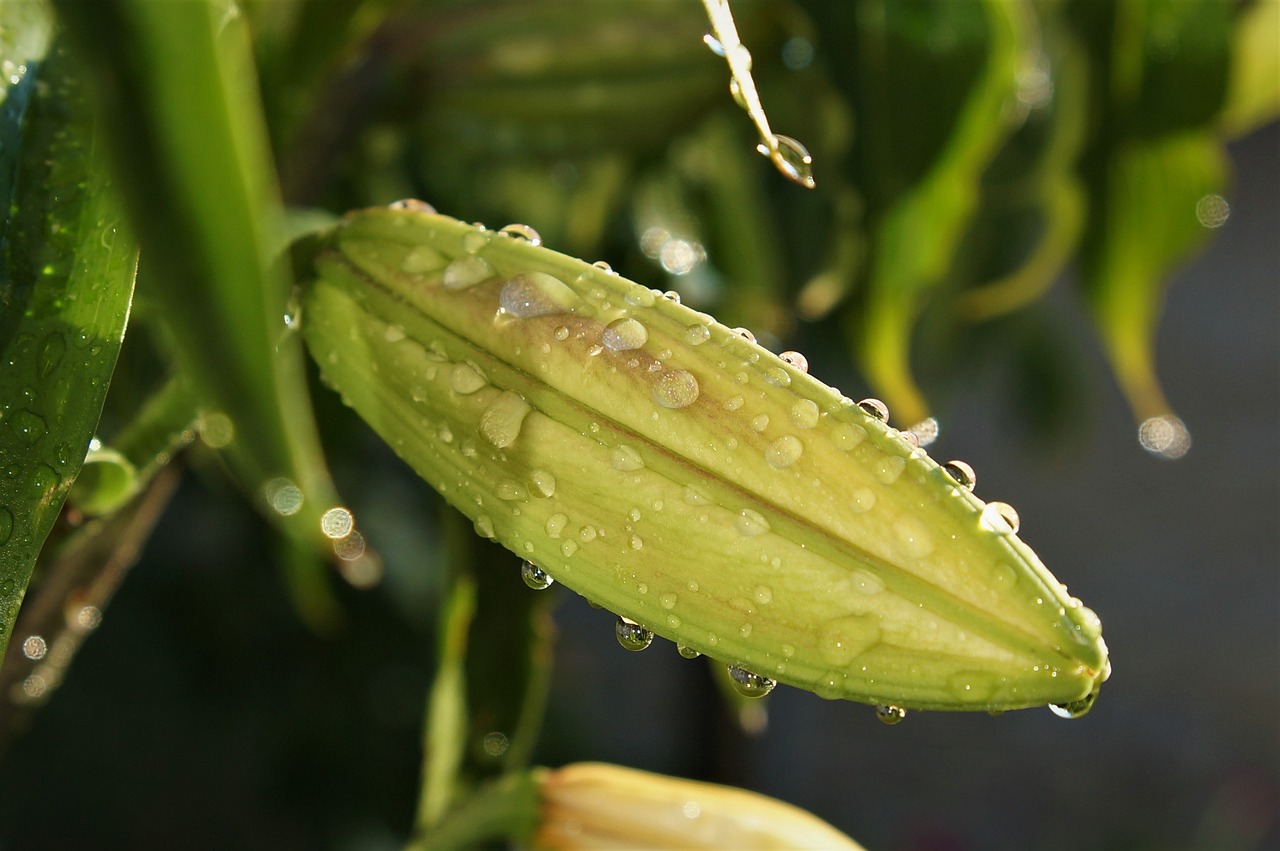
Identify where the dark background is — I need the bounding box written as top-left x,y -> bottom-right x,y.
0,120 -> 1274,851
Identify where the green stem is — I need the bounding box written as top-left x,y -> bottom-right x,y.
408,771 -> 542,851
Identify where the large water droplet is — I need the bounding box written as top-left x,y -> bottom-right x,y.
500,272 -> 575,318
462,228 -> 490,254
388,198 -> 436,213
449,362 -> 488,394
652,370 -> 700,409
788,399 -> 819,429
875,705 -> 906,725
521,560 -> 554,590
779,351 -> 809,373
979,502 -> 1021,535
545,513 -> 568,538
443,255 -> 495,290
603,317 -> 648,352
529,469 -> 556,497
499,223 -> 542,245
11,409 -> 47,444
727,665 -> 776,698
660,592 -> 678,610
732,327 -> 757,343
615,617 -> 653,651
735,508 -> 771,536
942,460 -> 977,491
765,435 -> 804,468
858,398 -> 889,422
685,324 -> 711,345
479,391 -> 532,448
610,445 -> 645,471
474,515 -> 496,539
496,479 -> 529,501
763,366 -> 791,387
759,134 -> 815,189
677,643 -> 701,659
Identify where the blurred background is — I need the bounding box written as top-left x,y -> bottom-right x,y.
0,1 -> 1276,848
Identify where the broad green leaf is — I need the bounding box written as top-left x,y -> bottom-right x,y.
298,206 -> 1109,714
849,0 -> 1022,426
0,33 -> 137,659
52,0 -> 350,557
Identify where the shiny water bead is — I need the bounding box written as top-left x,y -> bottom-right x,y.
732,327 -> 757,343
979,502 -> 1021,535
857,398 -> 890,422
727,665 -> 776,698
387,199 -> 436,213
591,260 -> 616,274
677,643 -> 701,659
603,317 -> 648,352
498,223 -> 542,246
875,704 -> 907,726
1049,691 -> 1097,719
900,430 -> 920,449
615,617 -> 654,651
759,134 -> 816,189
779,351 -> 809,373
662,290 -> 682,303
499,272 -> 575,318
652,370 -> 700,409
942,460 -> 977,491
521,560 -> 554,590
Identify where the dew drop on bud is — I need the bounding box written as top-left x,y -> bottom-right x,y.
1049,688 -> 1098,719
979,502 -> 1020,535
615,617 -> 654,651
875,704 -> 907,726
652,369 -> 700,409
942,460 -> 977,491
387,199 -> 436,213
662,290 -> 682,303
521,560 -> 554,590
779,351 -> 809,373
498,223 -> 542,245
677,644 -> 701,659
727,665 -> 776,698
603,318 -> 648,352
857,398 -> 889,422
732,327 -> 756,343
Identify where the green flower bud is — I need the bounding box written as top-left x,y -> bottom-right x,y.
298,205 -> 1109,714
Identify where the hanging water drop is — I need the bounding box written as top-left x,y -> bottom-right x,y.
727,665 -> 776,698
942,460 -> 977,491
875,705 -> 906,726
1049,689 -> 1098,719
521,560 -> 554,590
858,398 -> 889,422
758,134 -> 816,189
499,223 -> 542,246
677,644 -> 701,659
980,502 -> 1021,535
615,617 -> 653,651
779,351 -> 809,373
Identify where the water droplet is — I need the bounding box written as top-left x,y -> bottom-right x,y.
0,506 -> 13,545
560,540 -> 578,557
500,272 -> 575,318
819,614 -> 881,666
578,525 -> 598,543
443,255 -> 495,290
615,617 -> 653,651
479,391 -> 532,448
765,435 -> 804,468
677,643 -> 701,659
603,317 -> 648,352
727,665 -> 776,698
685,324 -> 711,345
662,290 -> 681,303
831,422 -> 867,451
529,469 -> 556,497
703,32 -> 726,56
788,399 -> 819,429
521,560 -> 554,590
754,585 -> 773,605
610,445 -> 645,471
849,488 -> 877,513
723,396 -> 745,412
763,366 -> 791,387
894,517 -> 934,558
400,245 -> 444,274
462,228 -> 490,254
499,223 -> 542,245
751,414 -> 770,432
652,370 -> 700,409
545,513 -> 568,538
735,508 -> 771,536
592,260 -> 615,273
682,486 -> 708,505
1048,690 -> 1098,719
908,417 -> 940,447
858,398 -> 889,422
474,515 -> 496,539
38,332 -> 65,377
660,592 -> 678,609
1138,414 -> 1192,459
732,327 -> 756,343
979,502 -> 1021,535
629,534 -> 644,550
779,351 -> 809,372
875,705 -> 906,725
495,479 -> 528,501
758,134 -> 815,189
388,198 -> 436,213
9,408 -> 45,444
942,460 -> 977,491
320,507 -> 354,539
449,362 -> 488,394
873,456 -> 905,484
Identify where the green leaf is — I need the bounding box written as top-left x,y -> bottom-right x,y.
51,0 -> 349,555
298,206 -> 1109,714
0,30 -> 138,658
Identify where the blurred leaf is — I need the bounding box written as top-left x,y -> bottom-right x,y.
51,0 -> 350,554
0,27 -> 138,659
1221,0 -> 1280,138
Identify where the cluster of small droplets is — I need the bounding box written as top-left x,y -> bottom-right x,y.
499,223 -> 542,246
778,351 -> 809,373
942,460 -> 977,491
857,398 -> 890,422
615,616 -> 654,651
521,560 -> 554,590
875,704 -> 907,726
727,664 -> 777,698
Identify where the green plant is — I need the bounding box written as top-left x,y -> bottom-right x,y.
1,0 -> 1273,846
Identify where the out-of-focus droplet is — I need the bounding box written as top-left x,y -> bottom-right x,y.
320,507 -> 354,539
1137,414 -> 1192,460
1195,194 -> 1230,229
443,255 -> 494,291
